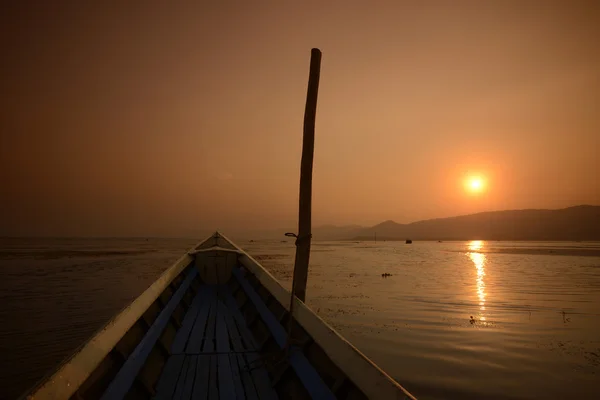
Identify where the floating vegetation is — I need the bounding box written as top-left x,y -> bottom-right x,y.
253,254 -> 289,261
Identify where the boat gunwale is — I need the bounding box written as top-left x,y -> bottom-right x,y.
20,232 -> 417,400
220,232 -> 417,400
19,236 -> 211,400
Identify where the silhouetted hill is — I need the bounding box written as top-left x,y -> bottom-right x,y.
351,205 -> 600,241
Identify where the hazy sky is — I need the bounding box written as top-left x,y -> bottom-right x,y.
1,1 -> 599,237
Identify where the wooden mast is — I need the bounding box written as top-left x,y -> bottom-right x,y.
290,48 -> 322,303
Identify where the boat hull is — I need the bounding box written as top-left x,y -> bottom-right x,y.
21,232 -> 415,400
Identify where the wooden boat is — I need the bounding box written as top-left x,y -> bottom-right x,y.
22,231 -> 416,400
21,49 -> 416,400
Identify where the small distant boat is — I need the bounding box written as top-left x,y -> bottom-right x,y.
405,239 -> 412,244
21,232 -> 416,400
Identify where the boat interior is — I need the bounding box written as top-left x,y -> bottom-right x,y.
51,234 -> 367,400
23,232 -> 414,400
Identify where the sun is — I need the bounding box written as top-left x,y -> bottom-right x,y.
470,178 -> 483,190
465,176 -> 485,193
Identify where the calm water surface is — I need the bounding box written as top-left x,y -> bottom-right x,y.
1,238 -> 599,399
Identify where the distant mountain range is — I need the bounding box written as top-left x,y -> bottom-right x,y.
348,205 -> 600,241
237,205 -> 600,241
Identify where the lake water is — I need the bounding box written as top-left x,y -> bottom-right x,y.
1,238 -> 599,399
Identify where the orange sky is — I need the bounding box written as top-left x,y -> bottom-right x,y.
1,1 -> 599,237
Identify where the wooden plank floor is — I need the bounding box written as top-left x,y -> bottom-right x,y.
153,285 -> 278,400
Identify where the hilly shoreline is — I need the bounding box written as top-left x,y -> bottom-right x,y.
347,205 -> 600,241
207,205 -> 600,242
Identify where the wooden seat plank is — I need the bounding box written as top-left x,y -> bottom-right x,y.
171,286 -> 210,354
232,267 -> 336,400
172,356 -> 190,399
222,299 -> 258,400
192,355 -> 210,400
208,355 -> 218,400
229,353 -> 247,400
185,286 -> 214,354
222,289 -> 277,400
222,292 -> 258,349
153,354 -> 186,400
215,303 -> 238,399
201,294 -> 218,353
179,355 -> 197,400
101,267 -> 198,400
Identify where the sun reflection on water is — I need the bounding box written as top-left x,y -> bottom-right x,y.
468,240 -> 487,322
